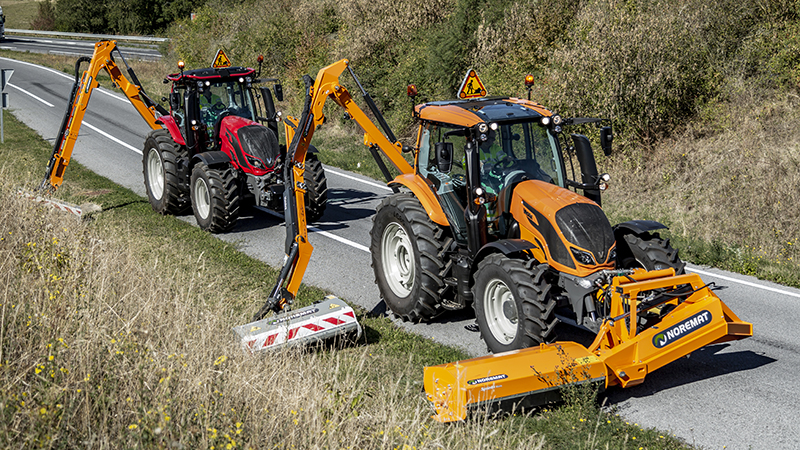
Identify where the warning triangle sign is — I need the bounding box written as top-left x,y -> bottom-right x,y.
457,69 -> 487,99
212,49 -> 232,68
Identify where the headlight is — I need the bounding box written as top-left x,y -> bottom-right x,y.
541,117 -> 551,126
246,156 -> 264,169
571,247 -> 596,265
608,247 -> 617,263
478,123 -> 488,133
552,115 -> 563,125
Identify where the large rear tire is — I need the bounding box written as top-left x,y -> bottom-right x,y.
618,232 -> 685,274
473,254 -> 558,353
190,163 -> 240,233
143,129 -> 189,214
304,152 -> 328,223
370,193 -> 447,321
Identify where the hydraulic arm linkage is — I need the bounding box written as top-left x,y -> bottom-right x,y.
424,268 -> 752,422
39,40 -> 167,193
251,59 -> 414,321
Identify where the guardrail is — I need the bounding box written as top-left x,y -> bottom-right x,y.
6,29 -> 168,44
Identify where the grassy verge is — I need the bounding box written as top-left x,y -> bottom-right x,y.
2,1 -> 41,29
0,99 -> 688,447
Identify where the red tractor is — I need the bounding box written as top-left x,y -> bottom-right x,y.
143,59 -> 328,232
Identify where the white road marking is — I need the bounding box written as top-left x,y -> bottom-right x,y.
8,82 -> 55,107
81,121 -> 142,154
0,56 -> 140,104
325,167 -> 392,192
254,205 -> 371,253
687,266 -> 800,299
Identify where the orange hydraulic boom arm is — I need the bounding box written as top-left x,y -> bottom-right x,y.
39,40 -> 166,192
251,60 -> 414,320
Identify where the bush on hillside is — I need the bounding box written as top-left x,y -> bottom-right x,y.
30,0 -> 56,31
53,0 -> 206,35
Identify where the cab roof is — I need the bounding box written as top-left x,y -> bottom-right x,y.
414,97 -> 553,128
166,66 -> 256,83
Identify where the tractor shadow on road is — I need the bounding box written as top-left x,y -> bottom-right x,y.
603,343 -> 776,404
228,187 -> 381,233
321,187 -> 383,223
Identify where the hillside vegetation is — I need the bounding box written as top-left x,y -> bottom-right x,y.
161,0 -> 800,284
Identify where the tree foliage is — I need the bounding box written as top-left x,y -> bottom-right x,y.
53,0 -> 207,35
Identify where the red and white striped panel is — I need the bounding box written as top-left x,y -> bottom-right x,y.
19,191 -> 83,217
236,297 -> 361,353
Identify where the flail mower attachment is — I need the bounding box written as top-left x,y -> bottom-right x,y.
424,269 -> 752,422
233,295 -> 361,353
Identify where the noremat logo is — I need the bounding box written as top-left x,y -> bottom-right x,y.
652,310 -> 712,348
467,374 -> 508,385
267,308 -> 319,326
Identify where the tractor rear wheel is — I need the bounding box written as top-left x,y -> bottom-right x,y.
619,232 -> 685,274
473,254 -> 558,353
143,129 -> 189,214
370,193 -> 447,321
304,152 -> 328,223
190,163 -> 240,233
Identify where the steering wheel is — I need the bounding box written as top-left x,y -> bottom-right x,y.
212,110 -> 234,140
211,101 -> 227,112
489,156 -> 517,177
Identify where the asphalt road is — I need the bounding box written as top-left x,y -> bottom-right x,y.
2,54 -> 798,450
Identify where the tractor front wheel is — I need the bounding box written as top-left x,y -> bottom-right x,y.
142,129 -> 189,214
370,193 -> 447,321
618,232 -> 685,274
190,163 -> 240,233
473,254 -> 557,353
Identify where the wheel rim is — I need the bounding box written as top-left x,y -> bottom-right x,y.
381,222 -> 415,298
146,149 -> 165,201
193,176 -> 211,220
483,278 -> 518,345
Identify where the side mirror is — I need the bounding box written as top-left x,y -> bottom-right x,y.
168,92 -> 181,110
273,84 -> 284,102
600,126 -> 613,156
435,142 -> 454,173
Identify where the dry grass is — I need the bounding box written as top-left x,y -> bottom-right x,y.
0,175 -> 543,449
603,81 -> 800,280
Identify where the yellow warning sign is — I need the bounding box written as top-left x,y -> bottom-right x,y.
212,49 -> 232,68
457,69 -> 487,99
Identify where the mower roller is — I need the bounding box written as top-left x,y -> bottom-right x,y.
424,268 -> 752,422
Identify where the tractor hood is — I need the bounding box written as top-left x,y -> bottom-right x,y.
509,180 -> 616,275
219,116 -> 281,175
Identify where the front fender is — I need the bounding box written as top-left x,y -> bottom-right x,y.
613,220 -> 668,236
389,173 -> 449,227
192,151 -> 231,168
475,239 -> 538,266
157,115 -> 186,146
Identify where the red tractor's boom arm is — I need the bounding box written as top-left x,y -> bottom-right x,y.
40,40 -> 165,192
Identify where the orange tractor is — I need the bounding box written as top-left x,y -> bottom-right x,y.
267,59 -> 752,420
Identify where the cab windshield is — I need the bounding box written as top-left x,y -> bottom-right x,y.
478,121 -> 563,194
200,81 -> 255,123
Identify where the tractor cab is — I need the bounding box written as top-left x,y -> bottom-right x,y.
166,66 -> 261,151
414,97 -> 575,240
